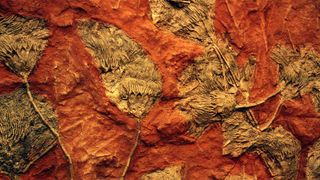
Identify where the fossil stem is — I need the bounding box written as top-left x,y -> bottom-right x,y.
23,77 -> 74,180
120,121 -> 141,180
235,86 -> 283,109
212,43 -> 238,86
258,97 -> 284,131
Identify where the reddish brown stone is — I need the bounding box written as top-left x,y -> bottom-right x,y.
0,0 -> 319,179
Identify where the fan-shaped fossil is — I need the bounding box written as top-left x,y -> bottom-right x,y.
271,45 -> 320,101
77,20 -> 162,118
256,126 -> 301,179
0,88 -> 57,178
0,15 -> 49,78
222,113 -> 301,179
222,112 -> 260,157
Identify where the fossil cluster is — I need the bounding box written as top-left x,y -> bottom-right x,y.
149,0 -> 310,179
77,20 -> 162,118
0,0 -> 318,179
0,15 -> 69,179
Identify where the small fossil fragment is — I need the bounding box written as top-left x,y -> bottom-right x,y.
0,88 -> 57,177
140,165 -> 183,180
306,138 -> 320,180
222,112 -> 259,157
77,20 -> 162,118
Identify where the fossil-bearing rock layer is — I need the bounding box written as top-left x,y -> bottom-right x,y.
0,88 -> 57,178
0,0 -> 319,179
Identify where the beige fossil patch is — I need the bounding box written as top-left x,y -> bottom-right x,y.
77,20 -> 162,118
140,165 -> 182,180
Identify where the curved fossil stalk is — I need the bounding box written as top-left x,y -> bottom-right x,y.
120,120 -> 141,180
23,77 -> 74,180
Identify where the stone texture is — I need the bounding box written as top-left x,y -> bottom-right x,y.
0,0 -> 319,179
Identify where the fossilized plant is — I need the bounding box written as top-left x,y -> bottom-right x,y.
0,15 -> 73,179
78,20 -> 162,179
306,138 -> 320,180
0,89 -> 57,179
77,20 -> 162,118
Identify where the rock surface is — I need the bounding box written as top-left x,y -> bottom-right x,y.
0,0 -> 319,179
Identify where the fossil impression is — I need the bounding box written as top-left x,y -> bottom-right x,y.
0,15 -> 73,179
0,89 -> 57,177
306,138 -> 320,180
223,112 -> 301,179
140,165 -> 182,180
150,0 -> 242,135
0,15 -> 49,78
271,46 -> 320,111
77,20 -> 162,118
150,1 -> 302,179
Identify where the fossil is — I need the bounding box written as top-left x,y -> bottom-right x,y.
0,15 -> 73,179
256,127 -> 301,179
223,113 -> 301,179
77,20 -> 162,118
0,15 -> 49,78
222,112 -> 260,157
140,165 -> 182,180
257,46 -> 320,129
271,45 -> 320,101
306,138 -> 320,180
77,20 -> 162,180
0,88 -> 57,178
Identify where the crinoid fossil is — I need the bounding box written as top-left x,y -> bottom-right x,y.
0,15 -> 73,179
150,0 -> 245,135
149,0 -> 215,43
0,15 -> 49,79
306,138 -> 320,180
77,20 -> 162,180
271,46 -> 320,101
150,1 -> 303,178
258,46 -> 320,129
0,89 -> 57,178
222,112 -> 301,179
255,127 -> 301,179
77,20 -> 162,118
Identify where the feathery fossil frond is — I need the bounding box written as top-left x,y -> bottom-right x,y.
0,88 -> 57,175
78,20 -> 162,118
256,127 -> 301,180
271,45 -> 320,101
0,15 -> 49,77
